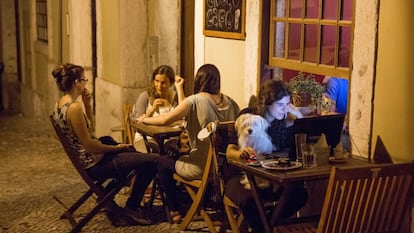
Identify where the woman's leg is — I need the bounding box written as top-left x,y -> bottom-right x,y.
111,152 -> 159,209
157,156 -> 178,211
280,185 -> 308,218
225,175 -> 265,233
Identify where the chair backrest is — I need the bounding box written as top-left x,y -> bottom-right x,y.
212,121 -> 237,184
49,115 -> 104,194
123,104 -> 135,144
317,162 -> 414,233
206,121 -> 236,200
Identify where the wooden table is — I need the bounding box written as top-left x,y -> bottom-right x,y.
130,121 -> 184,154
130,121 -> 185,221
228,155 -> 375,233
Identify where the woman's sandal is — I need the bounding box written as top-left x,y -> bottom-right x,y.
170,211 -> 182,224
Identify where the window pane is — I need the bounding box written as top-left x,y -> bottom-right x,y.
273,22 -> 286,58
341,0 -> 353,20
304,24 -> 318,63
339,26 -> 351,68
274,0 -> 287,17
290,0 -> 303,18
322,0 -> 338,20
36,0 -> 48,42
288,23 -> 301,60
321,25 -> 336,65
306,0 -> 319,19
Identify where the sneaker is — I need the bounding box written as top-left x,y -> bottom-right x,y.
169,211 -> 182,224
124,207 -> 152,225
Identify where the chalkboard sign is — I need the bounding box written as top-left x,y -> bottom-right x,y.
203,0 -> 246,40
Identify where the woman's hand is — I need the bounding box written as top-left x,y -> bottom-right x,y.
153,98 -> 168,108
117,143 -> 132,148
175,75 -> 185,103
239,147 -> 256,160
287,104 -> 304,119
115,143 -> 134,152
174,75 -> 184,88
81,89 -> 92,107
135,115 -> 145,123
147,98 -> 168,117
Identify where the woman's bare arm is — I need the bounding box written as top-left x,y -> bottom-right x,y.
140,97 -> 189,125
67,103 -> 130,153
174,75 -> 185,104
226,144 -> 256,160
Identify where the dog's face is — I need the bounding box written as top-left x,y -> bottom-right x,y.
235,114 -> 274,154
235,113 -> 269,139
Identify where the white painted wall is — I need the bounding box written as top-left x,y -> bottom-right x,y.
194,0 -> 261,110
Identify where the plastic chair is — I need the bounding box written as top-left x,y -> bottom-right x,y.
50,115 -> 136,233
274,162 -> 414,233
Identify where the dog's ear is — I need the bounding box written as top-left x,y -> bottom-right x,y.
235,113 -> 249,133
260,116 -> 269,128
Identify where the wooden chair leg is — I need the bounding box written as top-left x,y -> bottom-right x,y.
223,195 -> 244,233
127,175 -> 136,195
178,185 -> 217,233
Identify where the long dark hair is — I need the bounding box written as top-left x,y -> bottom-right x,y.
147,65 -> 175,99
257,80 -> 291,116
193,64 -> 220,94
51,63 -> 84,92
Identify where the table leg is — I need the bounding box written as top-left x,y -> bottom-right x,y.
155,138 -> 165,154
142,135 -> 166,154
141,134 -> 152,153
246,174 -> 272,233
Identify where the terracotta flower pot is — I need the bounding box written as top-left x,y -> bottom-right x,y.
292,92 -> 313,107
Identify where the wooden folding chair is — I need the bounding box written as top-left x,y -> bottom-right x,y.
211,121 -> 247,233
50,115 -> 136,233
110,104 -> 134,144
274,162 -> 414,233
172,121 -> 236,232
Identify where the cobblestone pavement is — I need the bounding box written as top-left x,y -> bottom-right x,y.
0,112 -> 224,233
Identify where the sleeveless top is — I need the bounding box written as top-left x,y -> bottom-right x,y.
53,102 -> 104,169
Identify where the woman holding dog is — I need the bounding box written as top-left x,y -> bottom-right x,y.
136,64 -> 239,223
225,80 -> 308,233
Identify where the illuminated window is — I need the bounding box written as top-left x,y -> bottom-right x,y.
269,0 -> 354,78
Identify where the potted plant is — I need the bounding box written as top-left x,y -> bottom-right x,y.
287,72 -> 325,107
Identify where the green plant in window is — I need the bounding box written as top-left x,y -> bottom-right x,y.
287,73 -> 325,107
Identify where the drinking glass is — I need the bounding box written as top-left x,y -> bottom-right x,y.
301,144 -> 316,168
295,133 -> 307,163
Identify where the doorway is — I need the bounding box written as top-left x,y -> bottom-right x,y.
181,1 -> 194,96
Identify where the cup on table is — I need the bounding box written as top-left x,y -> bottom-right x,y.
313,146 -> 330,166
301,144 -> 316,168
295,133 -> 307,163
159,106 -> 170,115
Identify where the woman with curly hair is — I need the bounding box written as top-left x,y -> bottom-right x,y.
130,65 -> 185,152
225,80 -> 307,233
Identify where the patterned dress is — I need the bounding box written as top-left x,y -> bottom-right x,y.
53,102 -> 103,169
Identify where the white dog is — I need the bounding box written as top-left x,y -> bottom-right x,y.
235,113 -> 274,155
235,113 -> 273,189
